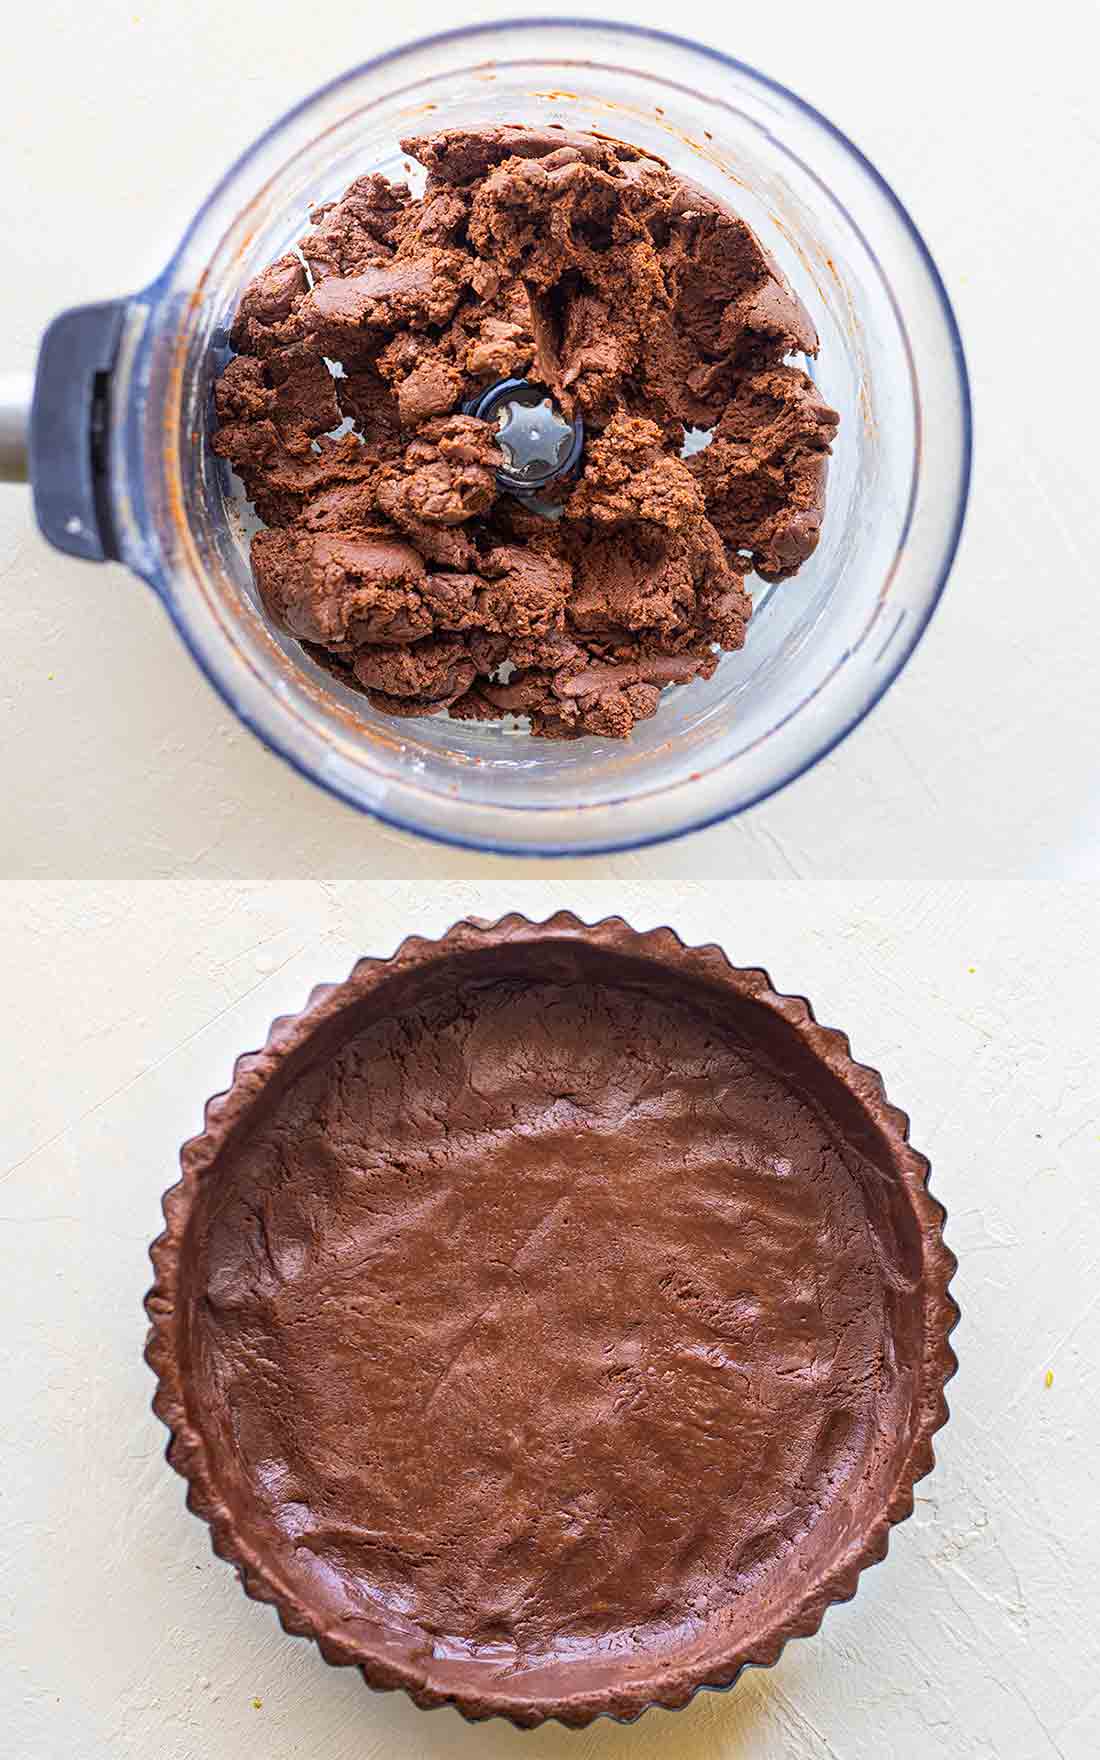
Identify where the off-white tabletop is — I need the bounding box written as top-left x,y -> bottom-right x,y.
2,4 -> 1099,1759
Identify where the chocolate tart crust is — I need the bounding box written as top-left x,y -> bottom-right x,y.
146,914 -> 958,1729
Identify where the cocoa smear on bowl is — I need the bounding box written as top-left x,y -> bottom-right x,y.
213,128 -> 838,739
147,915 -> 956,1729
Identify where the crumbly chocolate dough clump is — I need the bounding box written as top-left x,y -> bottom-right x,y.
215,127 -> 839,738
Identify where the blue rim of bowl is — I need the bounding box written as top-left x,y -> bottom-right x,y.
155,17 -> 973,858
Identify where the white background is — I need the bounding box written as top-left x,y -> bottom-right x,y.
2,3 -> 1100,1758
1,0 -> 1099,879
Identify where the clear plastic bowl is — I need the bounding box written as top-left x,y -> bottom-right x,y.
107,20 -> 971,855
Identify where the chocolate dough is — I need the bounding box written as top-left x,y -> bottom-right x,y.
215,127 -> 839,737
188,954 -> 919,1684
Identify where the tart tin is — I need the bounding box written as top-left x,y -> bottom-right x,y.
145,913 -> 958,1729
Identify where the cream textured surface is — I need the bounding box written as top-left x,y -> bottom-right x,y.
1,0 -> 1099,879
2,879 -> 1098,1758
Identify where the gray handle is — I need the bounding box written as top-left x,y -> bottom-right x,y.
0,373 -> 32,483
29,300 -> 126,561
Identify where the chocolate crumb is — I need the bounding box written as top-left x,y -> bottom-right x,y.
215,127 -> 838,738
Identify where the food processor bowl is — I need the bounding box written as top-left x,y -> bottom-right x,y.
20,20 -> 971,855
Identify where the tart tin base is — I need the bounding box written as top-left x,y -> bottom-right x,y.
146,914 -> 957,1729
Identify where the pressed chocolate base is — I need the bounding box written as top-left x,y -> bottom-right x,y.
152,921 -> 955,1726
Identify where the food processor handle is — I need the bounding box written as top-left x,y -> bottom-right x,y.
23,300 -> 127,562
0,374 -> 32,483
